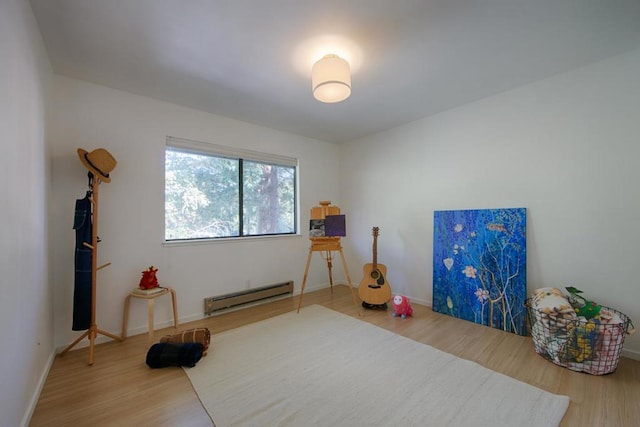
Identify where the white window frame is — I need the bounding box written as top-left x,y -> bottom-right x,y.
164,136 -> 299,243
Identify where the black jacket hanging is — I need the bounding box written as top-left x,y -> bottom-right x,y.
72,191 -> 93,331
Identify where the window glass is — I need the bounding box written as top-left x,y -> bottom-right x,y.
243,160 -> 296,235
165,141 -> 297,241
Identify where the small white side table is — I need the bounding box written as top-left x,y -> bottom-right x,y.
122,287 -> 178,341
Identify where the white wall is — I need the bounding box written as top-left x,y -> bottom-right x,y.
0,1 -> 53,426
50,77 -> 343,347
340,48 -> 640,358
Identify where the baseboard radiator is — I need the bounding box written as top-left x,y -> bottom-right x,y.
204,280 -> 294,315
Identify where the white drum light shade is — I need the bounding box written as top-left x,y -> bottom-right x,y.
312,54 -> 351,103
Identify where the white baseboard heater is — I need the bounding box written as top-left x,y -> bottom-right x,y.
204,280 -> 294,315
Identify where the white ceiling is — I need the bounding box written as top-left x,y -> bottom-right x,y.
30,0 -> 640,143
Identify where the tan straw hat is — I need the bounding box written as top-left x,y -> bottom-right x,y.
77,148 -> 117,183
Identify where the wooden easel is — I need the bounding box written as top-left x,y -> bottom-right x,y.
60,173 -> 122,365
297,202 -> 360,314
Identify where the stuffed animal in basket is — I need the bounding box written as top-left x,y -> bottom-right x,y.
530,287 -> 577,331
565,286 -> 602,319
392,295 -> 413,319
138,266 -> 159,289
529,287 -> 578,361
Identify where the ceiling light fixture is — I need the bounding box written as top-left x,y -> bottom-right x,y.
312,54 -> 351,103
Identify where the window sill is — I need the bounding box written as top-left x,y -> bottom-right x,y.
162,233 -> 302,247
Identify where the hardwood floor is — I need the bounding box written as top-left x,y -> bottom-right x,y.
31,285 -> 639,426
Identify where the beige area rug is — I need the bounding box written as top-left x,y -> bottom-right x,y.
185,305 -> 569,427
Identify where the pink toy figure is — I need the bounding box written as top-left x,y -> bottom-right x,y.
392,295 -> 413,319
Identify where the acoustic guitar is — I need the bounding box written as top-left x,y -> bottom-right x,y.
358,227 -> 392,307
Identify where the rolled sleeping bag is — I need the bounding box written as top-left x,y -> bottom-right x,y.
146,342 -> 203,368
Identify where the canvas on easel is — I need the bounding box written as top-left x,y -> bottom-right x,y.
308,214 -> 346,237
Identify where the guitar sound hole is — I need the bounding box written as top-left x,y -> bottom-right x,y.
370,271 -> 379,279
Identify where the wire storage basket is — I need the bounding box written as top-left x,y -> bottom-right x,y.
526,300 -> 633,375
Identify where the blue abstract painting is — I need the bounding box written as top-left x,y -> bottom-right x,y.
433,208 -> 527,335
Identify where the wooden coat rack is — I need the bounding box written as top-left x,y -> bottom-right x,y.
60,173 -> 122,365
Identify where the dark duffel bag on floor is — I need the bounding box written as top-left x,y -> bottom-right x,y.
146,342 -> 203,368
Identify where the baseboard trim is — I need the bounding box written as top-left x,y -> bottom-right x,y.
21,349 -> 56,427
398,296 -> 640,361
622,347 -> 640,361
118,282 -> 333,337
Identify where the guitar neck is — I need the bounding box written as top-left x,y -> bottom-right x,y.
372,235 -> 378,270
371,227 -> 380,271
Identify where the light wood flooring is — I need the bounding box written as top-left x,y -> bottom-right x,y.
31,285 -> 640,426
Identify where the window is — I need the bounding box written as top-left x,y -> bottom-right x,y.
165,137 -> 297,241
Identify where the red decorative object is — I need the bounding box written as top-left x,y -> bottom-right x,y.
392,295 -> 413,319
138,266 -> 159,289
